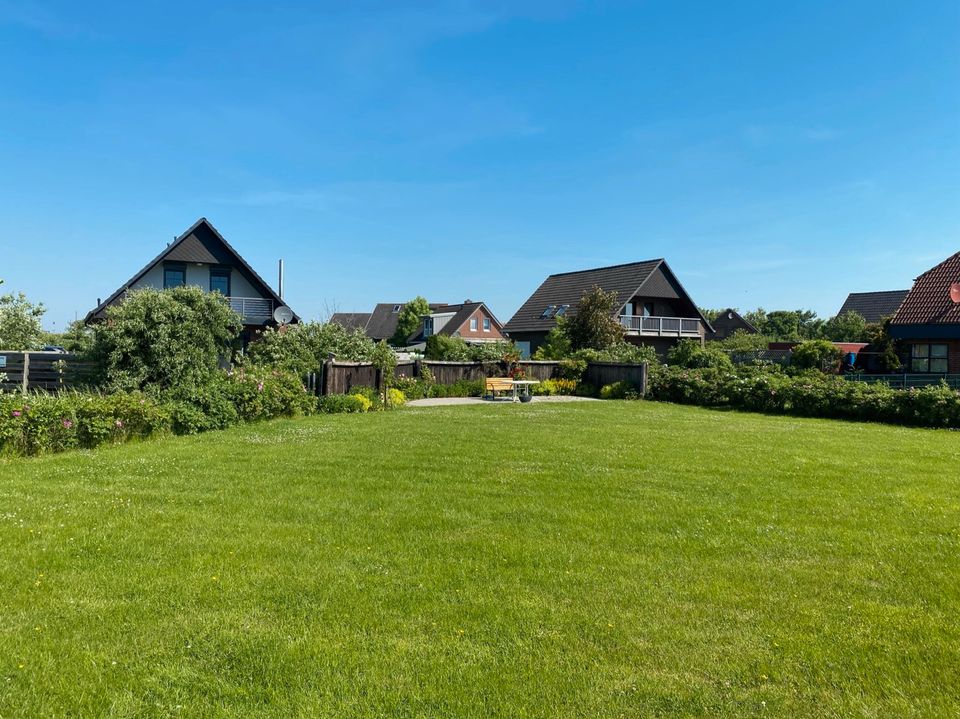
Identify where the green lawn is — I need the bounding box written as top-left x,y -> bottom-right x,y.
2,402 -> 959,718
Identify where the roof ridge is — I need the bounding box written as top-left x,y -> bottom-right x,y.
546,259 -> 663,278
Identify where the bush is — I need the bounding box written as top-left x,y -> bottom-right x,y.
245,321 -> 376,375
424,334 -> 471,361
667,339 -> 733,370
791,340 -> 844,372
428,379 -> 485,398
532,378 -> 577,396
317,394 -> 371,414
647,364 -> 960,429
573,382 -> 598,398
89,286 -> 242,394
599,381 -> 641,400
387,388 -> 406,407
223,366 -> 316,422
0,391 -> 172,456
571,344 -> 658,365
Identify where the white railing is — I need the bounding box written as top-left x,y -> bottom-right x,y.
228,296 -> 274,322
619,315 -> 701,336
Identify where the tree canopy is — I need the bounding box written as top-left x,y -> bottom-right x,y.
391,296 -> 431,346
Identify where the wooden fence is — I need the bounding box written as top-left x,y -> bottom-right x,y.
317,358 -> 648,396
0,352 -> 97,392
583,361 -> 648,390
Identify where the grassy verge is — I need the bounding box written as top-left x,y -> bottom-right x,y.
2,402 -> 959,717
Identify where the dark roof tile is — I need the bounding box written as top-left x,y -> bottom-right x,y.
837,290 -> 909,324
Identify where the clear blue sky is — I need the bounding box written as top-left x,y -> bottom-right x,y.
2,1 -> 958,331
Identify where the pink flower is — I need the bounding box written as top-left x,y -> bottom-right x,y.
11,410 -> 21,417
62,419 -> 73,429
114,419 -> 123,428
257,382 -> 264,392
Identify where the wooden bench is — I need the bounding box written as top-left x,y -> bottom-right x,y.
485,377 -> 516,400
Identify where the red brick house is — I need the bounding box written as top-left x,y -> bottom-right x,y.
889,252 -> 960,374
406,302 -> 506,345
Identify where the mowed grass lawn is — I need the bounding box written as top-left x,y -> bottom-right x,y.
2,402 -> 959,718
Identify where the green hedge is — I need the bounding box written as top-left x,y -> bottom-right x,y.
0,367 -> 319,457
648,365 -> 960,429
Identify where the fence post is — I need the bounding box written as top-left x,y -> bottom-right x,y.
21,353 -> 30,393
321,354 -> 334,396
414,358 -> 422,379
640,362 -> 648,397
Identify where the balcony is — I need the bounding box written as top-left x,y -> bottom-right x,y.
620,315 -> 701,337
228,296 -> 274,323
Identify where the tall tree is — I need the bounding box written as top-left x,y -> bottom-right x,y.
390,296 -> 431,346
566,286 -> 624,351
823,311 -> 868,342
0,283 -> 46,350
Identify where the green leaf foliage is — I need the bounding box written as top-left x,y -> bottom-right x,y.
89,287 -> 242,394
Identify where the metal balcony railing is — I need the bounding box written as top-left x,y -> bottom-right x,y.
228,296 -> 274,322
619,315 -> 701,337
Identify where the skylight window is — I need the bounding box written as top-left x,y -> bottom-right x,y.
392,305 -> 402,313
540,305 -> 557,319
555,304 -> 570,317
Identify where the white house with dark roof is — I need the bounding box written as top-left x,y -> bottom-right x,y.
85,217 -> 296,344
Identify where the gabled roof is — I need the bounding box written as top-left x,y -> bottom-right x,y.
504,259 -> 712,333
891,252 -> 960,326
363,302 -> 448,341
85,217 -> 295,323
406,302 -> 503,343
709,308 -> 758,338
837,290 -> 909,324
329,312 -> 372,331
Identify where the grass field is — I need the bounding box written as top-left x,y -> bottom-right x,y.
2,401 -> 959,718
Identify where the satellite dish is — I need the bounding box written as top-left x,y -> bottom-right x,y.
951,284 -> 960,304
273,305 -> 294,324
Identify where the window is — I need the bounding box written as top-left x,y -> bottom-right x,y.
482,317 -> 491,332
540,305 -> 557,319
423,317 -> 434,337
911,344 -> 949,373
555,304 -> 569,317
163,264 -> 186,289
470,318 -> 478,331
643,302 -> 655,318
209,268 -> 231,296
392,305 -> 402,313
622,302 -> 634,317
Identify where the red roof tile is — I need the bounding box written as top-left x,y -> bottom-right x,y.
891,252 -> 960,326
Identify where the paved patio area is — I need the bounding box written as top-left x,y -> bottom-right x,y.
406,396 -> 599,407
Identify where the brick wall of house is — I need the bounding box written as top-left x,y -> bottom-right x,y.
456,307 -> 504,340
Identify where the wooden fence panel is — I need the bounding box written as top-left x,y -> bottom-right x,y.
323,361 -> 380,395
517,361 -> 559,381
582,362 -> 648,394
423,361 -> 499,385
0,352 -> 96,392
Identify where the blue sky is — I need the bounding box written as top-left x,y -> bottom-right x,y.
2,1 -> 958,331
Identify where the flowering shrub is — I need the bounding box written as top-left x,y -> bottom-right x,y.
224,366 -> 316,422
648,365 -> 960,429
0,391 -> 171,456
